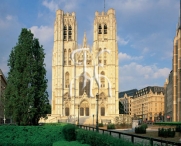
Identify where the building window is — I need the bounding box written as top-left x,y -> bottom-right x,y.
68,60 -> 71,65
104,60 -> 106,65
80,107 -> 84,116
65,72 -> 69,88
98,24 -> 102,34
63,25 -> 67,40
79,73 -> 90,96
68,25 -> 72,40
65,107 -> 69,116
101,71 -> 105,88
101,107 -> 105,116
85,108 -> 89,116
104,24 -> 107,34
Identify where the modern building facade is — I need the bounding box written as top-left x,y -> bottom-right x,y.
172,1 -> 181,121
51,9 -> 119,122
164,71 -> 173,121
0,69 -> 7,124
132,86 -> 164,122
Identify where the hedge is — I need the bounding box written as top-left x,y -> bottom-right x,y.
158,128 -> 175,138
76,129 -> 137,146
154,122 -> 181,126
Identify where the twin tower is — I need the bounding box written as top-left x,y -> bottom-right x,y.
51,9 -> 119,119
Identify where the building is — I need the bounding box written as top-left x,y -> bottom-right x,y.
0,69 -> 7,124
50,9 -> 119,123
172,0 -> 181,122
119,89 -> 138,116
164,71 -> 173,121
132,86 -> 164,122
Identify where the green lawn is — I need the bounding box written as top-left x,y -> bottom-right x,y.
0,124 -> 88,146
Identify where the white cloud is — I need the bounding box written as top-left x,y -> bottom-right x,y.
30,25 -> 53,44
42,0 -> 78,12
117,36 -> 129,45
42,0 -> 58,12
118,52 -> 143,61
120,62 -> 170,91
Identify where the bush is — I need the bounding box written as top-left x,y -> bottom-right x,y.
176,125 -> 181,132
98,123 -> 103,127
62,124 -> 77,141
135,124 -> 147,134
141,123 -> 148,129
76,129 -> 135,146
135,126 -> 146,134
107,124 -> 115,129
158,128 -> 175,138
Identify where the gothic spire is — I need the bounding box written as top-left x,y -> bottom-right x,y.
83,32 -> 87,47
178,0 -> 181,29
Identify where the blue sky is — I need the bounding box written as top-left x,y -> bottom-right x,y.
0,0 -> 179,101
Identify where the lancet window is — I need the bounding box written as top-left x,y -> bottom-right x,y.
79,73 -> 90,96
101,71 -> 105,88
68,49 -> 71,65
65,72 -> 69,88
104,24 -> 107,34
63,25 -> 67,40
68,25 -> 72,40
65,107 -> 69,116
101,107 -> 105,116
98,24 -> 102,34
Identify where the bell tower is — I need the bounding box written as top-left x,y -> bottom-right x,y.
93,9 -> 119,115
52,10 -> 77,115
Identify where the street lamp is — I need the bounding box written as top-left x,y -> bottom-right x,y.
142,104 -> 143,123
2,87 -> 6,124
96,93 -> 99,132
93,114 -> 94,126
78,104 -> 80,125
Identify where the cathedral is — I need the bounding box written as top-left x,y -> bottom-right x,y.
51,8 -> 119,123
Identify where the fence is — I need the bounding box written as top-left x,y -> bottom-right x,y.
77,125 -> 181,146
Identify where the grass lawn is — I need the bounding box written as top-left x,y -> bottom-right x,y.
0,124 -> 89,146
53,140 -> 90,146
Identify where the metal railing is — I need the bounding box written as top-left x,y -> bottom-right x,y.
77,125 -> 181,146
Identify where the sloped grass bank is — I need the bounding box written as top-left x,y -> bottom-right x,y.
53,140 -> 90,146
0,125 -> 63,146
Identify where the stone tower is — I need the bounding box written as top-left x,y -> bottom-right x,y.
51,9 -> 119,123
172,0 -> 181,121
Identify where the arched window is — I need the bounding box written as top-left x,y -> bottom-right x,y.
68,49 -> 71,65
101,71 -> 105,87
68,25 -> 72,40
98,24 -> 102,34
65,72 -> 69,88
104,24 -> 107,34
64,49 -> 67,65
104,48 -> 107,65
79,73 -> 90,96
63,25 -> 67,40
101,107 -> 105,116
65,107 -> 69,116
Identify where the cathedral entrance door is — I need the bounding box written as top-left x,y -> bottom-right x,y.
80,100 -> 89,116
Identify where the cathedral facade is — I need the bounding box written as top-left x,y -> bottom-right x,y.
51,8 -> 119,121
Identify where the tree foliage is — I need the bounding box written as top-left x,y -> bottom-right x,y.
5,28 -> 50,125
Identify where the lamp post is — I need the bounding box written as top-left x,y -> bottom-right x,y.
96,93 -> 99,132
78,104 -> 80,125
2,87 -> 6,124
93,114 -> 94,126
142,104 -> 143,123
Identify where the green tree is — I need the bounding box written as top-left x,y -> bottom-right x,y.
5,28 -> 50,125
